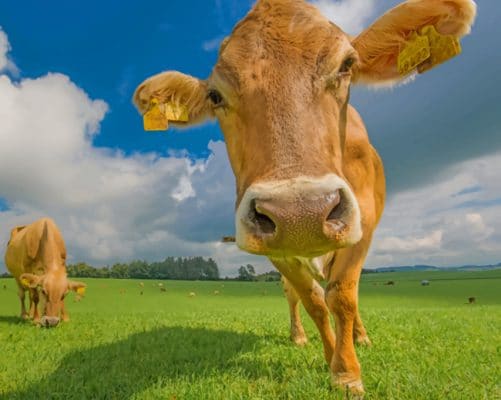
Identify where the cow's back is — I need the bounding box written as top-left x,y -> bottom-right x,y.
4,226 -> 31,279
4,218 -> 66,279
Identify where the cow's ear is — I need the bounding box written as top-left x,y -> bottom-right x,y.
133,71 -> 213,127
68,280 -> 86,295
25,220 -> 48,259
352,0 -> 476,85
20,273 -> 44,289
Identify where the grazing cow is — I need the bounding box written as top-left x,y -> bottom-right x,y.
134,0 -> 475,395
214,290 -> 220,295
160,287 -> 167,292
4,218 -> 86,327
385,281 -> 395,286
421,280 -> 430,286
188,292 -> 196,298
468,296 -> 476,304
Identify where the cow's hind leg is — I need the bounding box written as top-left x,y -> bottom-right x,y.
282,277 -> 308,345
354,312 -> 371,346
272,259 -> 336,364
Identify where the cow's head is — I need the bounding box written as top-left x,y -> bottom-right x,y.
20,272 -> 86,327
134,0 -> 475,258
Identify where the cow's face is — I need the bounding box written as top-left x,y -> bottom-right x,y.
21,272 -> 86,327
134,0 -> 475,257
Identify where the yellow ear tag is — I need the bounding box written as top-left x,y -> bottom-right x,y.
21,278 -> 30,288
164,103 -> 189,122
143,99 -> 169,131
417,25 -> 461,74
76,287 -> 86,295
398,25 -> 462,76
398,32 -> 431,76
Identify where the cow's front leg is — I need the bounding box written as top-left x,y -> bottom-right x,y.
16,282 -> 28,319
29,288 -> 40,322
282,276 -> 308,345
272,259 -> 335,363
325,241 -> 370,397
61,300 -> 70,322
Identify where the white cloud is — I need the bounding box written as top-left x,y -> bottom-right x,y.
367,151 -> 501,267
310,0 -> 376,35
0,27 -> 18,75
0,32 -> 265,276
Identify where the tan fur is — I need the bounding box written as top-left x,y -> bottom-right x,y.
4,218 -> 85,326
133,0 -> 475,395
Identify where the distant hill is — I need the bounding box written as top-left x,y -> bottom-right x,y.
364,262 -> 501,273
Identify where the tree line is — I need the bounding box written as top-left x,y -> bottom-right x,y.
66,257 -> 220,280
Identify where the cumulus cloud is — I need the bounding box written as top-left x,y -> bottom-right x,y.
0,27 -> 18,75
367,152 -> 501,267
310,0 -> 376,35
0,29 -> 266,276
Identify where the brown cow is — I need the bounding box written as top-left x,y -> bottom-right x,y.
133,0 -> 476,395
4,218 -> 86,327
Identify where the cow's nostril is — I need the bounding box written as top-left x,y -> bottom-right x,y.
249,200 -> 276,235
326,190 -> 343,221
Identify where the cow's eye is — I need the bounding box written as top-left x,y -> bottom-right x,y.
208,89 -> 224,107
339,57 -> 355,74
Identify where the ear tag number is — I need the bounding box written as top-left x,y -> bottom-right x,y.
76,287 -> 86,295
417,25 -> 461,73
398,32 -> 431,76
164,103 -> 189,122
398,25 -> 462,76
143,99 -> 169,131
21,278 -> 30,287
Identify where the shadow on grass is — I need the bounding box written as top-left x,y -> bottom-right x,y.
5,326 -> 266,399
0,315 -> 25,324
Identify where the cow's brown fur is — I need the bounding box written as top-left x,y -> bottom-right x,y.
133,0 -> 476,395
4,218 -> 85,326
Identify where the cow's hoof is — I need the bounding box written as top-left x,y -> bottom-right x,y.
331,373 -> 365,399
291,335 -> 308,346
355,334 -> 372,347
21,313 -> 30,320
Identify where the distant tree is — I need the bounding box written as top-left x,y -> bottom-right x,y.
237,264 -> 257,281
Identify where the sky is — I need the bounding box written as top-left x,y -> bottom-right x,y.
0,0 -> 500,276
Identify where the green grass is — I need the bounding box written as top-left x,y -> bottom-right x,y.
0,270 -> 499,399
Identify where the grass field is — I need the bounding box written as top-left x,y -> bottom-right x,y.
0,269 -> 500,399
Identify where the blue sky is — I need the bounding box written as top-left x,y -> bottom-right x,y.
0,0 -> 500,274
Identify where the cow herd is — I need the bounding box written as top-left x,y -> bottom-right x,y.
3,0 -> 476,396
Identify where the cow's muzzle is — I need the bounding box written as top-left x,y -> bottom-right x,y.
236,175 -> 362,257
40,316 -> 60,328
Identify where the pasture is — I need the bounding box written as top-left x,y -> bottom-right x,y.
0,270 -> 499,399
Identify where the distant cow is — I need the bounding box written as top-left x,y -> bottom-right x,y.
385,281 -> 395,286
214,290 -> 220,295
468,297 -> 476,304
4,218 -> 86,327
139,282 -> 145,288
421,280 -> 430,286
160,287 -> 167,292
188,292 -> 196,298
